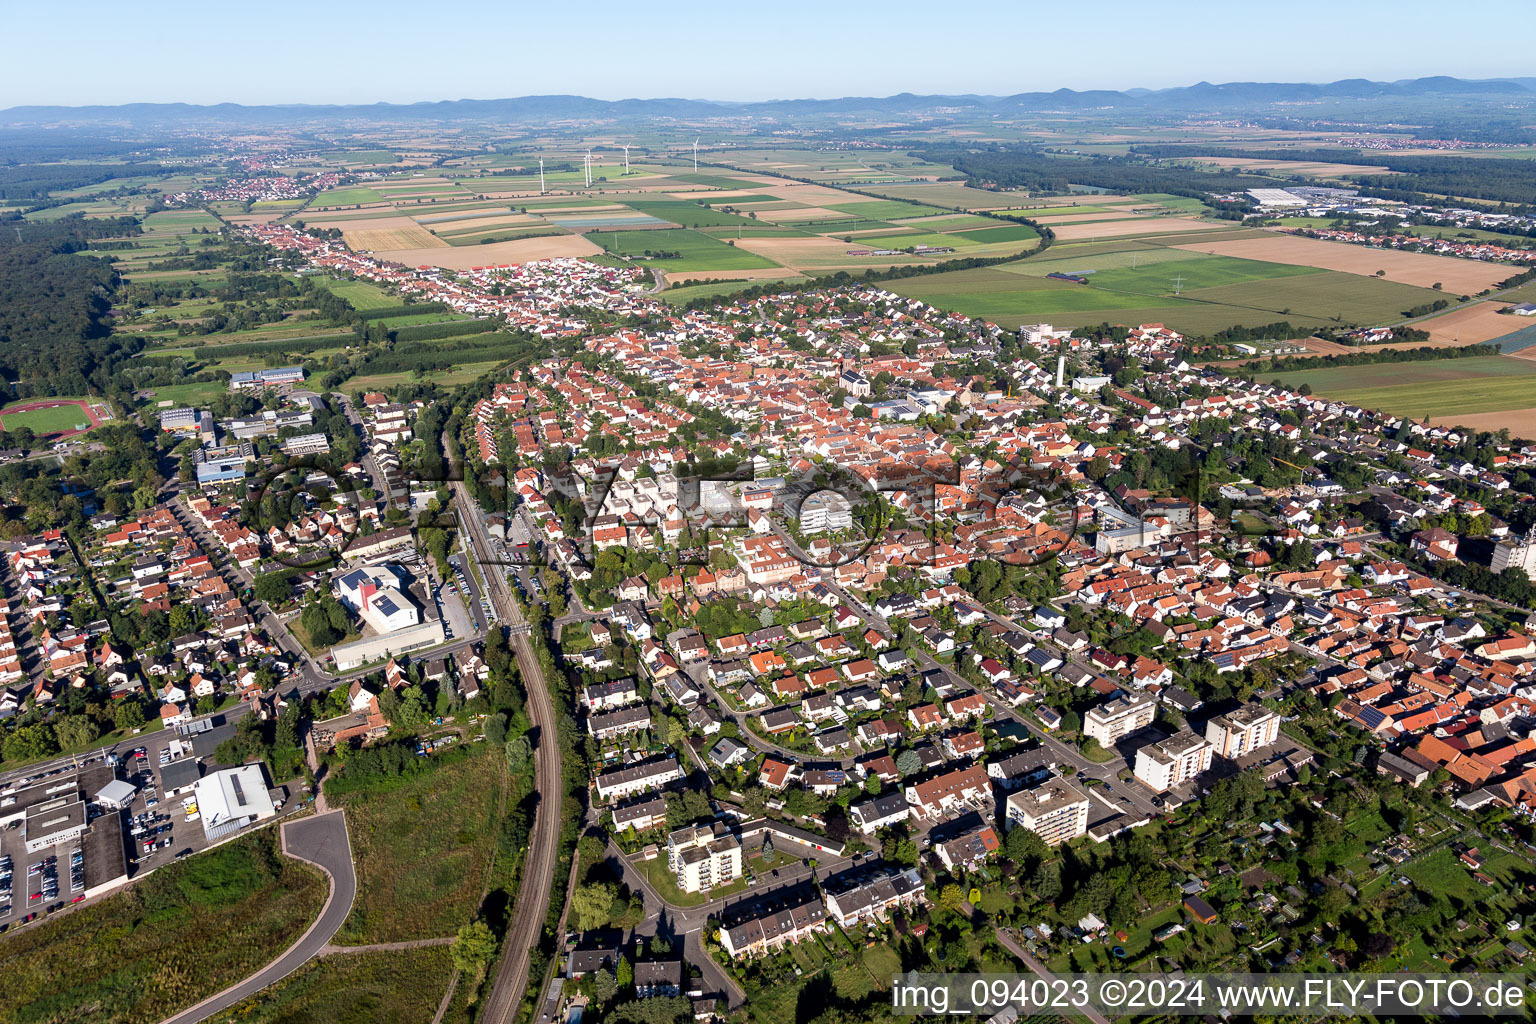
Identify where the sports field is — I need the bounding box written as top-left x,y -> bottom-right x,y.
0,398 -> 104,437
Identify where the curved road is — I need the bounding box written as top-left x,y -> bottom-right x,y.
161,811 -> 356,1024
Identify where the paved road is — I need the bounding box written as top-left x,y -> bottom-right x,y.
160,811 -> 356,1024
449,458 -> 563,1024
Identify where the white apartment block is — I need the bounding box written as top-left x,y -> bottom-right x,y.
1204,704 -> 1280,759
1133,731 -> 1213,793
667,823 -> 743,894
1083,692 -> 1156,746
1004,776 -> 1090,847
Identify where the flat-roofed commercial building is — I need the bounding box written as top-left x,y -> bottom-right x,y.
194,764 -> 277,841
24,797 -> 87,853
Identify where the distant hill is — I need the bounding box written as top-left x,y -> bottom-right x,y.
2,77 -> 1532,127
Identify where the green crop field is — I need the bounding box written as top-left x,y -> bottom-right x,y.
0,830 -> 324,1024
617,199 -> 762,228
334,150 -> 398,165
446,228 -> 565,246
309,187 -> 385,207
824,199 -> 946,220
1270,356 -> 1536,393
1000,245 -> 1207,276
1079,255 -> 1319,293
1186,272 -> 1445,326
700,225 -> 811,238
591,228 -> 780,271
1297,375 -> 1536,418
661,275 -> 805,304
207,946 -> 451,1024
891,253 -> 1446,334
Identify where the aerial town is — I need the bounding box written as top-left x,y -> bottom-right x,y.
5,18 -> 1536,1024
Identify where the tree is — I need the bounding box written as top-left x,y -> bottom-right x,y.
572,882 -> 618,930
114,700 -> 146,732
254,571 -> 292,606
55,716 -> 100,751
1004,826 -> 1048,869
616,955 -> 633,991
451,920 -> 498,977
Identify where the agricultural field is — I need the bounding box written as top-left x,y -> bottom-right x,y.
590,229 -> 781,271
1267,349 -> 1536,438
660,275 -> 806,304
331,746 -> 508,945
208,946 -> 452,1024
309,187 -> 386,208
0,831 -> 324,1024
1269,355 -> 1536,393
1175,233 -> 1511,293
1310,373 -> 1536,420
890,240 -> 1449,334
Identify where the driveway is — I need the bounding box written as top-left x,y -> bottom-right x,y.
160,811 -> 356,1024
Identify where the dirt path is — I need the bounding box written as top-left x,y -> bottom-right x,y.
317,935 -> 456,956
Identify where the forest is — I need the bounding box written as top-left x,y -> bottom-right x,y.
0,215 -> 142,399
924,146 -> 1283,196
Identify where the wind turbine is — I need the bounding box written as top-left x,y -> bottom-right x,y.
622,144 -> 630,175
539,157 -> 545,195
585,149 -> 593,187
693,136 -> 699,172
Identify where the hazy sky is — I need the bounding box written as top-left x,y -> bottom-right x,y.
4,0 -> 1533,107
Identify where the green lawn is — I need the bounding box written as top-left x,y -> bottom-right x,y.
144,381 -> 229,407
314,278 -> 397,309
207,946 -> 451,1024
0,830 -> 324,1024
332,747 -> 507,944
590,228 -> 780,271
